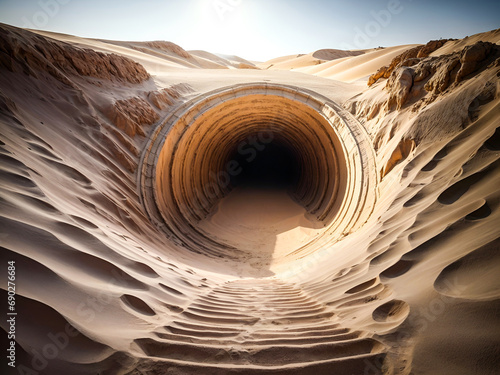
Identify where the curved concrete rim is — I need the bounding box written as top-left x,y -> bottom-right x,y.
138,82 -> 378,263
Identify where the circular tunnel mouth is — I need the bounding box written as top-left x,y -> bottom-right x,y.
139,83 -> 376,268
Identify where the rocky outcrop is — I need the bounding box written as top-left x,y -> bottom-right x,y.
345,39 -> 500,163
103,85 -> 190,139
368,39 -> 453,86
148,87 -> 180,110
384,41 -> 500,111
422,56 -> 460,95
456,41 -> 494,81
104,97 -> 160,138
0,23 -> 149,85
367,65 -> 390,86
386,67 -> 414,110
416,39 -> 451,58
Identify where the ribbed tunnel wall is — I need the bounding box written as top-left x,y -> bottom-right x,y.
139,83 -> 377,265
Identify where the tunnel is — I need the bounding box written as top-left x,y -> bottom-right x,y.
139,83 -> 377,271
227,135 -> 300,189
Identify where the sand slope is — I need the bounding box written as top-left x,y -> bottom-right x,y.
258,45 -> 420,82
1,23 -> 500,375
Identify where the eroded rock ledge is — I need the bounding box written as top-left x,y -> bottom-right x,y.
0,23 -> 150,85
368,41 -> 500,112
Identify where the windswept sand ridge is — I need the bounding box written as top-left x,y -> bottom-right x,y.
259,45 -> 421,82
189,50 -> 259,69
1,24 -> 500,375
312,49 -> 366,60
30,28 -> 260,72
430,28 -> 500,56
0,25 -> 150,85
296,45 -> 420,82
257,49 -> 365,71
262,29 -> 500,84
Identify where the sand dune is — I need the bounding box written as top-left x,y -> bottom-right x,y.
30,29 -> 251,71
1,23 -> 500,375
431,28 -> 500,56
299,45 -> 421,82
258,45 -> 420,82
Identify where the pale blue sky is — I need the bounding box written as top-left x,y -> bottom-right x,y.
0,0 -> 498,61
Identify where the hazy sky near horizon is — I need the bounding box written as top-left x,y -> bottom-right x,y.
0,0 -> 498,61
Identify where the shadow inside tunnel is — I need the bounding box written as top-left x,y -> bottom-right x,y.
197,139 -> 326,277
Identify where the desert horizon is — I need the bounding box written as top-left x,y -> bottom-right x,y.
0,1 -> 499,374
